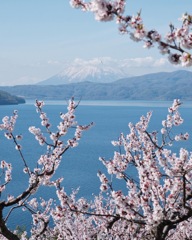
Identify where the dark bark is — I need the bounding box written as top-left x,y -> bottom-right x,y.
0,204 -> 19,240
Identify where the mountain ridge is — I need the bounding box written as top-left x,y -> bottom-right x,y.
0,70 -> 192,101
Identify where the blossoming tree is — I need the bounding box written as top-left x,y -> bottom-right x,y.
0,1 -> 192,239
0,99 -> 93,239
0,98 -> 192,240
70,0 -> 192,66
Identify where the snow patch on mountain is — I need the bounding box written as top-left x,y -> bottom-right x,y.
37,57 -> 132,85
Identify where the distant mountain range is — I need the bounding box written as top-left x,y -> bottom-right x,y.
0,70 -> 192,101
38,58 -> 131,85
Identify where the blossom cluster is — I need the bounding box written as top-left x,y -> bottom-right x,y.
0,110 -> 18,132
70,0 -> 125,21
0,160 -> 12,195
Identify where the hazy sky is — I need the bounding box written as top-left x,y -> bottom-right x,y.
0,0 -> 191,85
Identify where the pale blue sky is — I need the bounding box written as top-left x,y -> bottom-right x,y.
0,0 -> 191,85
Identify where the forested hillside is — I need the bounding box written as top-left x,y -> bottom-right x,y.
0,90 -> 25,105
0,70 -> 191,101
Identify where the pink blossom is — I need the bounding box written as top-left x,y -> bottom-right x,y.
180,52 -> 192,66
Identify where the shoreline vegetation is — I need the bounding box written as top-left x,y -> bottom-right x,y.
0,90 -> 25,105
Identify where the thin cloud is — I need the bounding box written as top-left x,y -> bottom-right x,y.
56,56 -> 186,78
16,76 -> 39,85
47,60 -> 62,66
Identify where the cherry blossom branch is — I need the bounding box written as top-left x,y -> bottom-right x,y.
68,204 -> 146,225
0,205 -> 19,240
4,193 -> 33,223
10,133 -> 31,176
144,130 -> 163,150
70,0 -> 192,66
0,98 -> 93,239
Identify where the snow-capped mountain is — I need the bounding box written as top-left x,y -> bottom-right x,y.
37,58 -> 132,85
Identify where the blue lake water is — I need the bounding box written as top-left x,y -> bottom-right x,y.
0,100 -> 192,231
